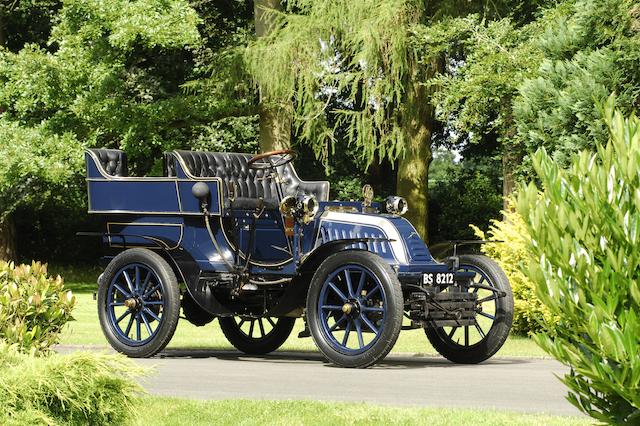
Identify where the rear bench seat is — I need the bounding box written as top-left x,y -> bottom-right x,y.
166,151 -> 329,210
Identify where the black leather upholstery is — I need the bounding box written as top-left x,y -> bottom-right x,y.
89,148 -> 127,177
170,151 -> 329,206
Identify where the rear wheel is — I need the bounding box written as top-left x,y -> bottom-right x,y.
306,251 -> 403,368
218,316 -> 295,355
425,254 -> 513,364
97,248 -> 180,358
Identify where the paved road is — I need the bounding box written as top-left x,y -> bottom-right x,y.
58,347 -> 580,416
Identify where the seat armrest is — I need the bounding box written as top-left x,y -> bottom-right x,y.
296,180 -> 330,201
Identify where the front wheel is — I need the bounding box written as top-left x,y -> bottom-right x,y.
97,248 -> 180,358
306,251 -> 403,368
425,254 -> 513,364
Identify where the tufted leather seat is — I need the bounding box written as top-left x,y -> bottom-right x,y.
89,148 -> 128,177
168,151 -> 329,209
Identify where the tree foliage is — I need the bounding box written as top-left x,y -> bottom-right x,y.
0,0 -> 260,261
245,0 -> 425,165
514,0 -> 640,171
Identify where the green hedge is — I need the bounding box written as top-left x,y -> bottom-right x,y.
517,103 -> 640,423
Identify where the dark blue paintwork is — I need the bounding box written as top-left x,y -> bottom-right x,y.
85,150 -> 454,315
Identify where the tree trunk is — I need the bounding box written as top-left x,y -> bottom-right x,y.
501,111 -> 520,214
502,148 -> 516,210
396,60 -> 440,242
397,132 -> 432,241
254,0 -> 291,152
0,13 -> 6,48
0,216 -> 17,261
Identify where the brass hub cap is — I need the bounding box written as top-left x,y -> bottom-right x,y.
124,298 -> 138,309
342,301 -> 359,316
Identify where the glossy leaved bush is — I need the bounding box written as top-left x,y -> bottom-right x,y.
517,104 -> 640,423
471,200 -> 557,335
0,261 -> 75,354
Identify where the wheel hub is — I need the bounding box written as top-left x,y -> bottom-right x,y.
341,300 -> 360,317
124,298 -> 139,309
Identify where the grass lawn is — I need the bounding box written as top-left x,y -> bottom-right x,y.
59,278 -> 547,357
134,398 -> 588,426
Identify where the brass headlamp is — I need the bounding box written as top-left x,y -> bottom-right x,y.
385,196 -> 408,216
279,194 -> 319,224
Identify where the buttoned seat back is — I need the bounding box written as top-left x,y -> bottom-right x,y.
166,151 -> 329,209
89,148 -> 128,177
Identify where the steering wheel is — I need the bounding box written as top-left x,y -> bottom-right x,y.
248,149 -> 297,170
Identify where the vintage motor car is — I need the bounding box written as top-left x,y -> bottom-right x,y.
83,148 -> 514,368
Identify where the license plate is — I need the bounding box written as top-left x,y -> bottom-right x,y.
423,272 -> 455,285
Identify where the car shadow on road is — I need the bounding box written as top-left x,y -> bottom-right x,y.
155,349 -> 534,370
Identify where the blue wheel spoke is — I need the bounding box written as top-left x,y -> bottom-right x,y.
113,284 -> 131,298
354,319 -> 364,349
365,285 -> 380,300
447,327 -> 458,339
140,270 -> 152,295
330,314 -> 347,331
479,311 -> 495,320
123,270 -> 135,294
144,300 -> 164,306
124,314 -> 135,337
344,270 -> 354,297
360,314 -> 378,334
475,322 -> 486,338
143,284 -> 161,299
342,321 -> 351,346
135,266 -> 141,292
116,310 -> 131,324
361,306 -> 384,313
110,302 -> 125,307
328,282 -> 347,302
356,271 -> 366,297
143,307 -> 161,322
321,305 -> 343,311
136,314 -> 141,340
258,318 -> 266,337
141,312 -> 153,336
249,320 -> 255,338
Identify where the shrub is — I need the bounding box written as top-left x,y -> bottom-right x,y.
0,342 -> 145,425
517,104 -> 640,423
471,201 -> 557,335
0,261 -> 75,353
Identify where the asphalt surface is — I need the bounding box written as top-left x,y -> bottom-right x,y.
57,346 -> 580,416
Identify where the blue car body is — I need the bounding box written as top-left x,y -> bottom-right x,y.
85,148 -> 455,316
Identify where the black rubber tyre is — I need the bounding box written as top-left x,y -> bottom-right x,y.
97,248 -> 180,358
425,254 -> 513,364
218,316 -> 296,355
306,251 -> 403,368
